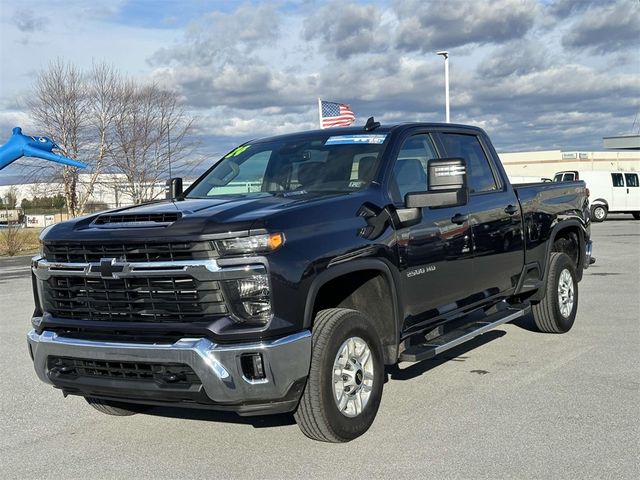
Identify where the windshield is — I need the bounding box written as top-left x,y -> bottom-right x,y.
186,133 -> 388,198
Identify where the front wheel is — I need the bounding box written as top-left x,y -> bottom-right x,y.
590,204 -> 607,222
532,252 -> 578,333
294,308 -> 384,442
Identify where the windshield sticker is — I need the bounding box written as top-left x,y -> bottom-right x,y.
224,145 -> 251,158
325,134 -> 387,145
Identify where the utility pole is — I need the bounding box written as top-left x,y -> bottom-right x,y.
167,121 -> 172,180
437,51 -> 450,123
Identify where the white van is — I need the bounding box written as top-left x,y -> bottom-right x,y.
553,170 -> 640,222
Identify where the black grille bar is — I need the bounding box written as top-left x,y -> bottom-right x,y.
44,241 -> 216,263
43,275 -> 228,323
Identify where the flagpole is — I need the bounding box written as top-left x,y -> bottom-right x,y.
317,98 -> 323,129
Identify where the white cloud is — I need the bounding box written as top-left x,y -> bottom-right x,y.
0,0 -> 638,155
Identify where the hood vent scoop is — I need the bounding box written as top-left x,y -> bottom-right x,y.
93,212 -> 182,227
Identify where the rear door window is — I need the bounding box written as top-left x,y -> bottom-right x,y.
441,133 -> 499,193
624,173 -> 639,187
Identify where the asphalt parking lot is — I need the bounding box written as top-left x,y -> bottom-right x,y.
1,217 -> 638,479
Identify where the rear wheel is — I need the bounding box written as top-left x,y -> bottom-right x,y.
590,204 -> 607,222
532,252 -> 578,333
294,308 -> 384,442
85,397 -> 150,416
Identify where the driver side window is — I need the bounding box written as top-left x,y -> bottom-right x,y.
390,134 -> 438,204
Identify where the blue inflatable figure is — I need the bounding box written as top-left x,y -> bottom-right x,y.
0,127 -> 87,171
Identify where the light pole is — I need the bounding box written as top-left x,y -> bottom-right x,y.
437,51 -> 450,123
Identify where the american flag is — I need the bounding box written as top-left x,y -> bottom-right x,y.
320,100 -> 356,128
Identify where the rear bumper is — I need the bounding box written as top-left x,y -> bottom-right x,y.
27,329 -> 311,415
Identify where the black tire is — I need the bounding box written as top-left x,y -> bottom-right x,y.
85,397 -> 150,416
590,204 -> 607,222
632,212 -> 640,220
532,252 -> 578,333
294,308 -> 384,442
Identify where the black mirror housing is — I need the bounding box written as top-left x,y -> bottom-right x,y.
165,177 -> 183,199
404,158 -> 468,209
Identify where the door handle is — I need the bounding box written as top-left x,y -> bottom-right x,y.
451,213 -> 468,225
504,204 -> 518,215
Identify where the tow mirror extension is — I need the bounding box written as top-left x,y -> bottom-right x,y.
404,158 -> 468,209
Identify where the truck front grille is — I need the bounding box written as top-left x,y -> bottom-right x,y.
43,275 -> 228,322
44,241 -> 215,263
47,356 -> 201,387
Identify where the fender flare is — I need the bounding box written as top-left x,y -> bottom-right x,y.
303,258 -> 402,362
590,198 -> 608,208
533,219 -> 586,300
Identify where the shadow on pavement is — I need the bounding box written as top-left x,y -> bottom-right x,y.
386,330 -> 507,381
144,406 -> 296,428
509,310 -> 540,333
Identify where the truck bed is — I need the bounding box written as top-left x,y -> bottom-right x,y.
514,180 -> 589,284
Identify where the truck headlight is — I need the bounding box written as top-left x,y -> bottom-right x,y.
223,273 -> 271,324
215,232 -> 284,256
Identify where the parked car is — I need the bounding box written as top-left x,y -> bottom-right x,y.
553,170 -> 640,221
28,123 -> 592,442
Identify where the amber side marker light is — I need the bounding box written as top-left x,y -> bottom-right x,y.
267,232 -> 284,251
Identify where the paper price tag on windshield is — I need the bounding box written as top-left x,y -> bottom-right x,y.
325,135 -> 387,145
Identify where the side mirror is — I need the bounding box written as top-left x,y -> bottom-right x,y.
165,177 -> 183,199
405,158 -> 468,209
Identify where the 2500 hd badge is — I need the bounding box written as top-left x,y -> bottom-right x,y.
407,265 -> 436,277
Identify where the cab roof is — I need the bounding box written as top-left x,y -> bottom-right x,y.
247,122 -> 486,145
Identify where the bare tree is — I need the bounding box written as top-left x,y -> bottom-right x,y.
28,60 -> 94,216
3,186 -> 18,208
28,60 -> 197,212
75,63 -> 122,213
28,61 -> 128,216
109,83 -> 195,204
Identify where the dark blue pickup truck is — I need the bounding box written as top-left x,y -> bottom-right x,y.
27,122 -> 593,442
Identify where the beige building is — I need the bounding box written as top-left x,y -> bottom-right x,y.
0,174 -> 167,210
498,150 -> 640,180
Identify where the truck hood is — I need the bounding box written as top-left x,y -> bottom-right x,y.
43,192 -> 353,242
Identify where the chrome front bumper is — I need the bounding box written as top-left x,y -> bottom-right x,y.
27,329 -> 311,407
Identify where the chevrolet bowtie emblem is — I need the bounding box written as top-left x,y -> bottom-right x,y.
91,258 -> 126,278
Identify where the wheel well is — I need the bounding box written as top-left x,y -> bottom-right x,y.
591,199 -> 608,208
312,270 -> 397,364
552,227 -> 582,272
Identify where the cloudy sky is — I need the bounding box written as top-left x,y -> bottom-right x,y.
0,0 -> 638,165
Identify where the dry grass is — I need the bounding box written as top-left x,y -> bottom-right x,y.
0,227 -> 42,256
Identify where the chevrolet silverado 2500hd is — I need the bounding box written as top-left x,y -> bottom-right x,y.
27,122 -> 593,442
